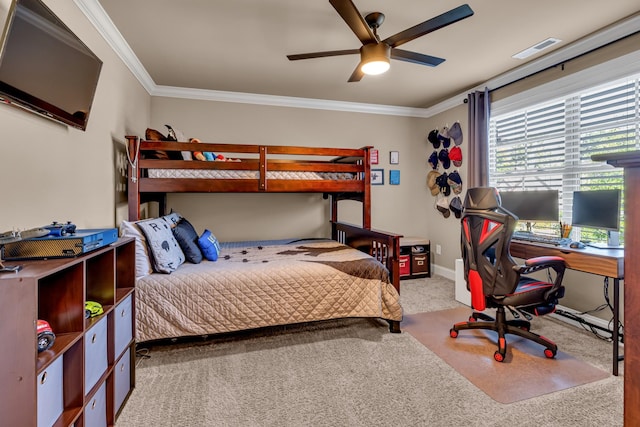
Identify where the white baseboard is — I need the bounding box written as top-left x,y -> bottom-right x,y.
433,264 -> 455,281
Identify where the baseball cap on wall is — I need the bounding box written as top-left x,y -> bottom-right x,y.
428,129 -> 441,148
449,146 -> 463,167
428,151 -> 439,169
427,170 -> 440,196
449,196 -> 463,218
449,122 -> 463,145
438,149 -> 451,169
436,196 -> 450,218
447,171 -> 463,194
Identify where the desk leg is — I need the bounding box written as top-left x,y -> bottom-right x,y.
613,277 -> 620,376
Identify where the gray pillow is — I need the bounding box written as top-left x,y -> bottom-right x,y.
137,218 -> 185,273
173,218 -> 203,264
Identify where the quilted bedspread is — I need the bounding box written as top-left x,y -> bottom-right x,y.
136,239 -> 403,342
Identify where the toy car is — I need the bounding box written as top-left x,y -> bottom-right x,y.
85,301 -> 103,318
37,319 -> 55,352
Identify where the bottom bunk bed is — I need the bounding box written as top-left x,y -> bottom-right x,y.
123,218 -> 403,343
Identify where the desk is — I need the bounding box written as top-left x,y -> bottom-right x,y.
510,240 -> 624,375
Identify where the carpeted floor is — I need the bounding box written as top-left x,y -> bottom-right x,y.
116,276 -> 623,427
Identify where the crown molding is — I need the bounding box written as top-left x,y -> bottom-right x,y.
76,0 -> 639,119
152,85 -> 432,117
74,0 -> 155,93
74,0 -> 431,118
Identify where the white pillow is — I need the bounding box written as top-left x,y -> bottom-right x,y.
137,217 -> 185,273
119,221 -> 153,279
162,212 -> 182,228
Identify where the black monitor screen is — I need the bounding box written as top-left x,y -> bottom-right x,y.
498,190 -> 559,222
571,189 -> 620,231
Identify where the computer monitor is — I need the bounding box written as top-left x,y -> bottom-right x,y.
571,189 -> 621,247
571,190 -> 620,231
498,190 -> 559,225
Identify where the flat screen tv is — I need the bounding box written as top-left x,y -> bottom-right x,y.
0,0 -> 102,130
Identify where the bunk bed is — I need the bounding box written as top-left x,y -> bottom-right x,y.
125,135 -> 403,342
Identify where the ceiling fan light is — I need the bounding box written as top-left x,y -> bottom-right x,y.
360,43 -> 391,76
361,60 -> 390,75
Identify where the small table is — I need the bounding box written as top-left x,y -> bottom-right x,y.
399,237 -> 430,279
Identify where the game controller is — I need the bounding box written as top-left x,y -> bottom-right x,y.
44,221 -> 76,236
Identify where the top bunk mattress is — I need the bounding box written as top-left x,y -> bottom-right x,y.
147,169 -> 356,180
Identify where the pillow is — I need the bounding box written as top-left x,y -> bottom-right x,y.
162,211 -> 182,229
173,219 -> 203,264
137,218 -> 185,273
119,220 -> 153,279
198,229 -> 221,261
165,124 -> 193,161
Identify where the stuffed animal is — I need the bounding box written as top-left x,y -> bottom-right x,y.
189,138 -> 207,161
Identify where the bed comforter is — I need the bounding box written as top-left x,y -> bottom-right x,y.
136,239 -> 403,342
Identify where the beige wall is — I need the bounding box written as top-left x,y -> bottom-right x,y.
147,97 -> 440,242
0,0 -> 150,232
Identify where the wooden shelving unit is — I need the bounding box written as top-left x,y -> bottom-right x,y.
399,237 -> 431,279
0,237 -> 135,426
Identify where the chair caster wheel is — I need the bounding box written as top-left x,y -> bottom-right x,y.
544,348 -> 556,359
449,329 -> 458,338
494,351 -> 505,362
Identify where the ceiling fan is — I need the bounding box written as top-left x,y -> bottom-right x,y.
287,0 -> 474,82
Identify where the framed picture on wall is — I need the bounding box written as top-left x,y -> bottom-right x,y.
389,169 -> 400,185
370,149 -> 379,165
371,168 -> 384,185
390,151 -> 399,165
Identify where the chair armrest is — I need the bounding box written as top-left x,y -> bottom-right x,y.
514,256 -> 566,275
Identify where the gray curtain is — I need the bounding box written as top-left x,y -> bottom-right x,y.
467,88 -> 490,187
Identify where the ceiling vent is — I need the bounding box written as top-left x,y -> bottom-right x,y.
512,38 -> 562,59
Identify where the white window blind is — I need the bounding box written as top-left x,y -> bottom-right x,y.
489,74 -> 640,242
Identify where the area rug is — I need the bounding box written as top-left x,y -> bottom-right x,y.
402,307 -> 610,404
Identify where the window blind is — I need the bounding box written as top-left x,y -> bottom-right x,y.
489,74 -> 640,241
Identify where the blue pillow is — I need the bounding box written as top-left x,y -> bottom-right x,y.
173,219 -> 203,264
198,229 -> 221,261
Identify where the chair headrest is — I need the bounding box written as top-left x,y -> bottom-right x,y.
463,187 -> 501,210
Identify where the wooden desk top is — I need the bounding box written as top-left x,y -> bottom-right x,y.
510,240 -> 624,279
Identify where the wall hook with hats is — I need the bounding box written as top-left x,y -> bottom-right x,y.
426,120 -> 464,219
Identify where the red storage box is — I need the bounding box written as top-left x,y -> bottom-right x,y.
399,254 -> 411,276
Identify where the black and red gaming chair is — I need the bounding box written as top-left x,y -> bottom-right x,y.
449,187 -> 567,362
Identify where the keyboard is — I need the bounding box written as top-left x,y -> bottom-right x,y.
512,231 -> 572,246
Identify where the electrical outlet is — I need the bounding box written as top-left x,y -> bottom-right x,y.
436,244 -> 442,255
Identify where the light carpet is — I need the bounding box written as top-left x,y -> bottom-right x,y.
403,307 -> 610,404
116,277 -> 623,427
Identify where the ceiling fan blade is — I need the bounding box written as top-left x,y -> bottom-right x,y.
383,4 -> 474,48
287,49 -> 359,61
348,65 -> 364,82
391,49 -> 445,67
329,0 -> 377,45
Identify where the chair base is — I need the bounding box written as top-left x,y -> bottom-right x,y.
449,306 -> 558,362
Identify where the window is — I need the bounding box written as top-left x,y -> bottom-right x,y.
489,73 -> 640,242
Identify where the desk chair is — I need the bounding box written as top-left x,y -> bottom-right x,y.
449,187 -> 567,361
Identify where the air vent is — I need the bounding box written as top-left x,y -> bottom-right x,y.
512,38 -> 562,59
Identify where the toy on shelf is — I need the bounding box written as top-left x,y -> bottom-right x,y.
37,320 -> 55,352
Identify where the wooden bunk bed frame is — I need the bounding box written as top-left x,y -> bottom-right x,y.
126,136 -> 402,331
